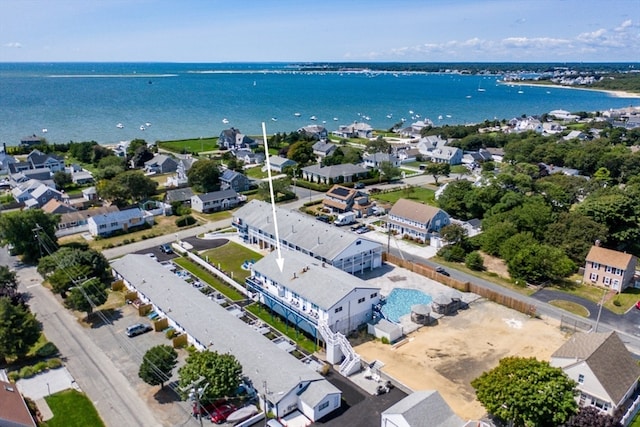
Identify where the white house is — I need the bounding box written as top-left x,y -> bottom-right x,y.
111,254 -> 342,423
266,156 -> 297,173
190,189 -> 241,213
333,122 -> 373,139
551,331 -> 640,419
363,153 -> 401,169
233,200 -> 383,274
387,199 -> 450,243
87,207 -> 153,237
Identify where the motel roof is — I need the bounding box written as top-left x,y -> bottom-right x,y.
251,250 -> 380,310
234,200 -> 380,262
110,254 -> 340,406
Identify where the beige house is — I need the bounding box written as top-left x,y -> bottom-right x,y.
583,245 -> 637,292
551,331 -> 640,419
387,198 -> 450,243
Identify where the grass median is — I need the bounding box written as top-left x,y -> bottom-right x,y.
43,389 -> 105,427
173,257 -> 245,301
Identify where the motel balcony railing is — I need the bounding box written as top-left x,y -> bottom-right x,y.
246,277 -> 319,326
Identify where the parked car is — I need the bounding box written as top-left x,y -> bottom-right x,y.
354,182 -> 365,189
125,323 -> 152,337
635,301 -> 640,310
159,243 -> 173,254
192,400 -> 229,418
145,253 -> 158,261
210,403 -> 237,424
435,266 -> 450,277
316,215 -> 331,223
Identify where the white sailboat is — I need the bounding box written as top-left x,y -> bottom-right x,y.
222,118 -> 229,124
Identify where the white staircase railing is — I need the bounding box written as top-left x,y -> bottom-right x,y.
318,321 -> 361,376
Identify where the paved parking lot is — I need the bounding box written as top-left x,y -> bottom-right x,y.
86,303 -> 199,426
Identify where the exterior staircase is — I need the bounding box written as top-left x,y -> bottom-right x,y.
318,321 -> 361,376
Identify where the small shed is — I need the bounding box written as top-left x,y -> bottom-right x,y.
431,290 -> 464,315
368,318 -> 403,343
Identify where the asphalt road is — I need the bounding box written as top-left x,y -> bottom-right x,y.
10,253 -> 161,427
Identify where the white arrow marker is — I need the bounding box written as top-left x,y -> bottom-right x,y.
261,122 -> 285,272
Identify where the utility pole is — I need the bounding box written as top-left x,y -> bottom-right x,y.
262,381 -> 269,426
594,287 -> 607,333
180,376 -> 208,427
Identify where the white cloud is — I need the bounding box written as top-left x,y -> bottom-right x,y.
615,19 -> 632,31
4,42 -> 22,48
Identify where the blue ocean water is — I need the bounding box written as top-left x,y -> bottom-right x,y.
1,62 -> 638,145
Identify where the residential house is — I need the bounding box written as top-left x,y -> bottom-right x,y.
363,153 -> 401,169
28,184 -> 65,208
191,189 -> 241,213
549,109 -> 580,121
0,380 -> 37,427
27,149 -> 65,172
509,117 -> 543,134
266,156 -> 296,173
312,140 -> 337,159
7,162 -> 32,174
220,169 -> 250,192
301,163 -> 369,184
10,169 -> 51,185
164,187 -> 195,205
41,199 -> 77,215
57,205 -> 119,232
461,149 -> 492,167
323,185 -> 373,216
583,245 -> 637,292
417,135 -> 448,152
399,120 -> 434,138
144,154 -> 178,174
333,122 -> 373,139
551,331 -> 640,419
87,207 -> 152,237
297,125 -> 328,140
218,128 -> 257,150
111,254 -> 342,423
20,134 -> 44,148
387,199 -> 450,243
234,149 -> 264,165
396,148 -> 421,163
233,200 -> 383,274
0,152 -> 16,175
112,140 -> 130,157
485,147 -> 504,163
166,157 -> 197,188
71,169 -> 94,185
563,130 -> 589,141
381,390 -> 463,427
248,249 -> 381,338
423,147 -> 463,165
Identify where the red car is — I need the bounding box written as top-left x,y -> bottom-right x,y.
192,400 -> 228,418
635,301 -> 640,310
210,403 -> 237,424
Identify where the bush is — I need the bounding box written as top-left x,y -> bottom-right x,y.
176,205 -> 191,216
34,361 -> 49,373
465,251 -> 485,271
19,366 -> 35,378
438,244 -> 467,262
166,329 -> 176,339
176,215 -> 196,227
35,341 -> 59,358
8,371 -> 19,382
381,336 -> 390,345
47,358 -> 62,369
613,298 -> 622,307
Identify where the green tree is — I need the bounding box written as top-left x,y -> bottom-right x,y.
424,162 -> 450,185
94,156 -> 126,180
98,170 -> 157,205
471,357 -> 577,427
126,139 -> 148,157
437,179 -> 476,220
0,298 -> 42,363
286,141 -> 314,165
507,244 -> 576,284
379,161 -> 400,182
64,278 -> 108,316
465,251 -> 484,271
139,345 -> 178,389
187,159 -> 221,193
0,209 -> 59,263
53,171 -> 72,190
544,212 -> 608,264
178,350 -> 243,402
0,266 -> 19,303
499,232 -> 537,262
39,246 -> 111,295
257,178 -> 292,202
366,136 -> 391,153
439,224 -> 467,246
479,221 -> 518,256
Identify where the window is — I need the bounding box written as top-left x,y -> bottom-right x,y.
589,273 -> 598,282
370,292 -> 378,299
334,307 -> 343,313
591,262 -> 600,270
319,401 -> 329,411
578,374 -> 584,384
605,265 -> 612,273
603,277 -> 611,286
358,297 -> 365,304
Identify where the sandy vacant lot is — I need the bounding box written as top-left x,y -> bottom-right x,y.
354,299 -> 570,420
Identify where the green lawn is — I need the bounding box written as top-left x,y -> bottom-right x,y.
245,303 -> 317,354
548,300 -> 590,317
173,257 -> 245,301
44,389 -> 105,427
631,413 -> 640,427
201,241 -> 263,284
245,166 -> 269,179
371,186 -> 436,205
157,137 -> 219,154
549,281 -> 640,314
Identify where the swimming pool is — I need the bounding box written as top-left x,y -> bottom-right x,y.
381,288 -> 433,323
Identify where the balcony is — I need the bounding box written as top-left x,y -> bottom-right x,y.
246,277 -> 318,326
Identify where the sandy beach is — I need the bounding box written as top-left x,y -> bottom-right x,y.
499,80 -> 640,99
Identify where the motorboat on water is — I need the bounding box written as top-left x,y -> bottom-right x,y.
145,122 -> 151,127
294,112 -> 301,117
42,128 -> 48,133
116,123 -> 124,129
140,125 -> 146,131
310,115 -> 317,121
222,118 -> 229,124
271,117 -> 277,122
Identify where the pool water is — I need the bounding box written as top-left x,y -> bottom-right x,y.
381,288 -> 432,323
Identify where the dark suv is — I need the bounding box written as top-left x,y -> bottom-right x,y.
435,266 -> 450,277
160,243 -> 173,254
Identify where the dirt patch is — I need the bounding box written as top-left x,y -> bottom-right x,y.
480,251 -> 510,279
354,299 -> 569,420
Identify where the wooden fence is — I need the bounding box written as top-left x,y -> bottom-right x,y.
382,253 -> 536,317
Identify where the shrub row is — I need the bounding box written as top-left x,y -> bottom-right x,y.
8,358 -> 63,381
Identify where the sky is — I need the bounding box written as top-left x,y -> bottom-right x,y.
1,0 -> 639,63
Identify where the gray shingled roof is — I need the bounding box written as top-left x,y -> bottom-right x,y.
251,250 -> 379,310
234,200 -> 380,261
110,255 -> 340,407
301,163 -> 366,179
382,390 -> 463,427
195,188 -> 238,203
552,331 -> 640,405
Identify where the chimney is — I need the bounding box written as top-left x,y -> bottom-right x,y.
595,240 -> 601,247
292,272 -> 297,279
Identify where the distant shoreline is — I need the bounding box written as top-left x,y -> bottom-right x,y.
498,81 -> 640,99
